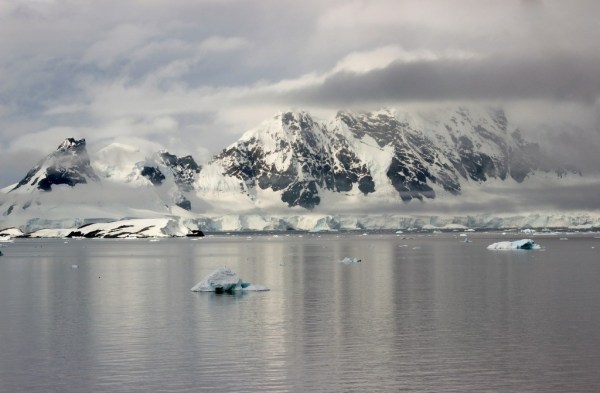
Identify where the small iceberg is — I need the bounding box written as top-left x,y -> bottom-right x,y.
190,266 -> 269,293
339,257 -> 362,264
486,239 -> 541,250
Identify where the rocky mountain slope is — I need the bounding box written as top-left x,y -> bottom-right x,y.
9,138 -> 99,193
1,139 -> 203,228
197,107 -> 566,210
0,106 -> 588,232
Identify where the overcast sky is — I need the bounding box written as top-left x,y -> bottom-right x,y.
1,0 -> 599,187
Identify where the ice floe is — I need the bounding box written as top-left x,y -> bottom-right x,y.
190,266 -> 269,293
339,257 -> 362,264
486,239 -> 541,250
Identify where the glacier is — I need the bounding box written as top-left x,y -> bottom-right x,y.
1,212 -> 600,237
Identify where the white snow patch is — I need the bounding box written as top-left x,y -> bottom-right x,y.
28,228 -> 75,238
0,228 -> 23,238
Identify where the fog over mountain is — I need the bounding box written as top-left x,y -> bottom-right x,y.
1,107 -> 597,233
1,0 -> 599,217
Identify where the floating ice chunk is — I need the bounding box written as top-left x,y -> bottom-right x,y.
190,266 -> 269,292
71,264 -> 78,269
339,257 -> 362,264
486,239 -> 541,250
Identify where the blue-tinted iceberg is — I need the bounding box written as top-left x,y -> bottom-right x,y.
190,266 -> 269,292
486,239 -> 541,250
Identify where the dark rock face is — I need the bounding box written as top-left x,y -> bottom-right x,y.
186,229 -> 205,237
139,152 -> 202,211
158,152 -> 201,191
216,111 -> 375,209
175,197 -> 192,211
141,166 -> 165,185
37,167 -> 89,191
337,108 -> 543,201
4,204 -> 15,216
11,138 -> 99,192
211,108 -> 553,209
339,110 -> 466,200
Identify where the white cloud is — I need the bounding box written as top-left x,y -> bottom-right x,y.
332,46 -> 482,74
83,24 -> 157,69
198,36 -> 249,53
151,116 -> 178,132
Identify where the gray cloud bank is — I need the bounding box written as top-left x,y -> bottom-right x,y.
0,0 -> 599,203
283,54 -> 600,105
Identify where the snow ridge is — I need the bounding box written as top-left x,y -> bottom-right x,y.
198,107 -> 572,209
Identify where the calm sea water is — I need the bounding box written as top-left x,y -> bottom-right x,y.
1,233 -> 599,392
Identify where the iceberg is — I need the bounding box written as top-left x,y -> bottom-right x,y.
339,257 -> 362,264
486,239 -> 541,250
190,266 -> 269,293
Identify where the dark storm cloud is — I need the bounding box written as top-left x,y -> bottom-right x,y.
283,54 -> 600,106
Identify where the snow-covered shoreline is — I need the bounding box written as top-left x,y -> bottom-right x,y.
1,212 -> 599,238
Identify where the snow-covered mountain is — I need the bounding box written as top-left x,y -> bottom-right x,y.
196,107 -> 573,211
92,142 -> 201,211
0,106 -> 594,234
9,138 -> 99,194
0,138 -> 204,232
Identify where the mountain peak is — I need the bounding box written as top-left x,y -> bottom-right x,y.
278,110 -> 316,131
57,138 -> 87,154
9,137 -> 98,193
